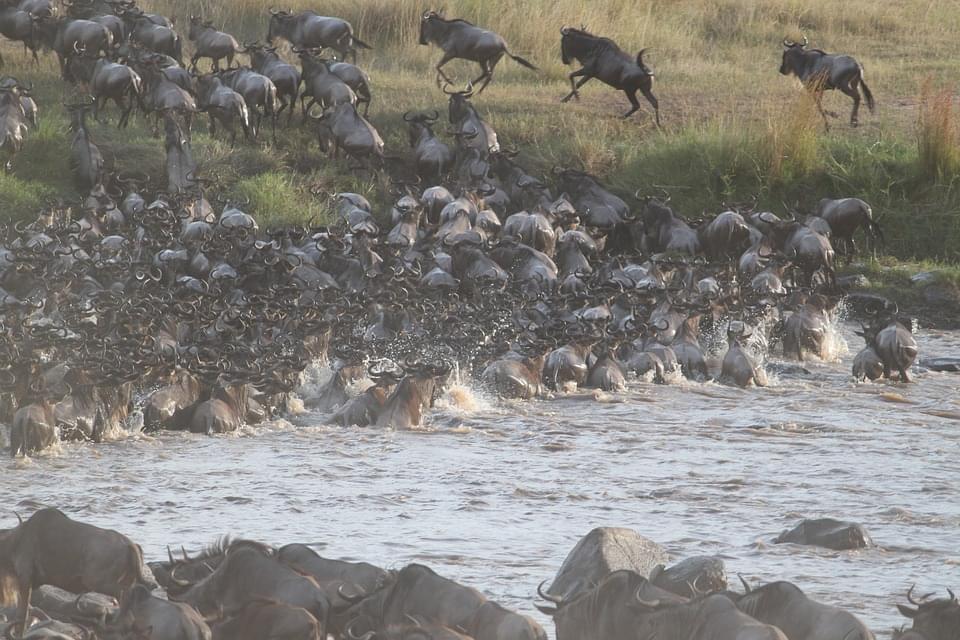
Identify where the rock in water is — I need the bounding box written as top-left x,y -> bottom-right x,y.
774,518 -> 872,550
546,527 -> 669,601
653,555 -> 728,597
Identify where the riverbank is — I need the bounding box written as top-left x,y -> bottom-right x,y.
2,0 -> 959,257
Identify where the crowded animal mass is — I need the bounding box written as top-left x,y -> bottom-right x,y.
0,0 -> 957,638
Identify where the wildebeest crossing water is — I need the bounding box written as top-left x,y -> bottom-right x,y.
1,320 -> 959,637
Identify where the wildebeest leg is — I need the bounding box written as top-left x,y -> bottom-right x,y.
434,52 -> 456,88
16,582 -> 31,638
622,89 -> 641,118
899,366 -> 912,383
189,54 -> 199,72
642,87 -> 661,127
209,114 -> 217,137
813,90 -> 831,131
840,81 -> 861,126
561,71 -> 591,103
471,60 -> 494,94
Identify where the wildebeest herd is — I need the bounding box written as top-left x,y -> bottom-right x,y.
0,1 -> 922,455
0,509 -> 955,640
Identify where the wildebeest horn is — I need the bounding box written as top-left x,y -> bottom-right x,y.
441,82 -> 457,95
404,614 -> 422,627
169,565 -> 191,587
14,512 -> 22,525
402,110 -> 415,122
337,583 -> 366,603
346,621 -> 376,640
167,546 -> 176,564
948,588 -> 956,602
537,580 -> 563,604
801,33 -> 808,47
782,37 -> 794,47
634,586 -> 659,608
738,574 -> 751,594
181,545 -> 190,560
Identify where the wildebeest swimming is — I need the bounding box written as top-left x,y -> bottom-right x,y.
0,509 -> 949,640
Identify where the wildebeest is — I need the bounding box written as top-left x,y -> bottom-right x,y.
897,587 -> 959,640
172,542 -> 330,636
535,569 -> 687,640
64,50 -> 142,128
312,102 -> 386,169
632,594 -> 789,640
211,599 -> 321,640
0,508 -> 156,638
779,35 -> 875,128
127,14 -> 182,64
0,81 -> 30,171
559,26 -> 659,123
217,66 -> 278,140
735,580 -> 875,640
246,42 -> 300,124
163,112 -> 196,194
67,101 -> 104,192
266,9 -> 371,62
813,197 -> 883,257
419,10 -> 536,93
0,5 -> 43,63
374,362 -> 449,430
34,16 -> 114,75
187,16 -> 242,71
855,313 -> 918,382
298,49 -> 357,116
721,321 -> 767,387
357,563 -> 547,640
404,110 -> 454,182
444,82 -> 498,157
100,584 -> 212,640
196,74 -> 250,145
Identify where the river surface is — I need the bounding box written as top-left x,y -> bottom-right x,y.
2,321 -> 959,637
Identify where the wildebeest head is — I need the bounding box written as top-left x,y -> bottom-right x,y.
265,8 -> 293,43
443,82 -> 474,123
897,587 -> 959,640
419,10 -> 445,46
780,34 -> 809,76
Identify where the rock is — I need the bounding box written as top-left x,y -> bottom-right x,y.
919,357 -> 960,372
910,271 -> 938,285
837,274 -> 870,290
774,518 -> 872,550
546,527 -> 669,601
652,555 -> 727,598
31,585 -> 118,625
923,282 -> 960,307
844,293 -> 894,317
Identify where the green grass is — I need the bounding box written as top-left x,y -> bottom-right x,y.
1,0 -> 959,261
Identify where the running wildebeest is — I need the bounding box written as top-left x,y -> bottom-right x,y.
419,10 -> 537,93
559,26 -> 659,124
266,9 -> 371,63
779,34 -> 875,128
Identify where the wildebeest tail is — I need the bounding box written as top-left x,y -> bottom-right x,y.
506,50 -> 538,71
859,71 -> 875,113
266,83 -> 279,116
238,100 -> 250,131
130,543 -> 160,589
352,35 -> 373,50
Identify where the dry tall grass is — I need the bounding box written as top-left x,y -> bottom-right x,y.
917,80 -> 960,180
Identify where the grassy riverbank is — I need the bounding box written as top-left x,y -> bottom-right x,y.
2,0 -> 960,262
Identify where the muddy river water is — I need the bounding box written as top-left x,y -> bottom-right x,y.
2,321 -> 959,636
